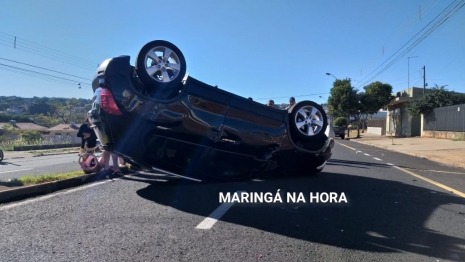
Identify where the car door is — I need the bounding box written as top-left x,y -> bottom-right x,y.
218,96 -> 287,158
142,80 -> 230,173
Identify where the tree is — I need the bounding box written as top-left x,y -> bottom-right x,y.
362,81 -> 393,114
329,80 -> 393,138
328,79 -> 359,137
333,117 -> 347,127
0,114 -> 34,123
50,99 -> 86,124
20,130 -> 41,144
1,123 -> 19,135
407,85 -> 465,116
28,102 -> 54,115
354,81 -> 393,137
31,114 -> 61,128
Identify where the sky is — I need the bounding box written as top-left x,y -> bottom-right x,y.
0,0 -> 464,105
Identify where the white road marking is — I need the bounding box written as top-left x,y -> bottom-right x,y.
373,157 -> 382,161
196,190 -> 244,230
337,141 -> 465,198
0,179 -> 114,211
0,168 -> 33,174
364,153 -> 371,156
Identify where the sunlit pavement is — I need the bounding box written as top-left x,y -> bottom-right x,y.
1,141 -> 464,261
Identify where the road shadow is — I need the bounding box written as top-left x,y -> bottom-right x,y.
327,159 -> 392,169
128,171 -> 465,261
0,161 -> 21,166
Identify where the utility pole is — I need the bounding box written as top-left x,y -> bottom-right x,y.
423,66 -> 426,94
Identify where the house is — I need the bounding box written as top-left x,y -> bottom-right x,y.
0,121 -> 49,134
385,87 -> 433,137
47,123 -> 81,136
370,109 -> 387,119
6,107 -> 26,115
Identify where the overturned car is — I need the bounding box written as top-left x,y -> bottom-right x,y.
88,40 -> 334,181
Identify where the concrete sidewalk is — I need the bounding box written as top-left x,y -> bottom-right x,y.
2,147 -> 80,160
347,133 -> 465,169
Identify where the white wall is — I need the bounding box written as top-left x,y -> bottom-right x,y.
41,134 -> 81,144
367,127 -> 383,135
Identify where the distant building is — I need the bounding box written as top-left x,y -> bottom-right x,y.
386,87 -> 433,137
47,123 -> 82,136
6,107 -> 26,115
370,109 -> 387,119
0,121 -> 49,134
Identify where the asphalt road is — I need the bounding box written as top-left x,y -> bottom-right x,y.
1,141 -> 464,261
0,154 -> 82,179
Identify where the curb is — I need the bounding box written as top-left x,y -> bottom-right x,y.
0,173 -> 101,204
3,150 -> 79,160
31,151 -> 79,157
350,140 -> 465,169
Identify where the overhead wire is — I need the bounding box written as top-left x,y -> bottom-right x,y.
0,63 -> 91,87
352,0 -> 437,84
0,66 -> 85,87
355,0 -> 465,89
0,57 -> 92,81
0,32 -> 96,90
363,0 -> 465,87
0,32 -> 97,66
0,33 -> 97,70
255,93 -> 330,101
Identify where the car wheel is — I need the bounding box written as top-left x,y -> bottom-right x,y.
340,135 -> 345,140
0,150 -> 3,162
135,40 -> 187,91
289,101 -> 328,142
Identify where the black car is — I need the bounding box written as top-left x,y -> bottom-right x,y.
332,126 -> 345,139
88,40 -> 334,181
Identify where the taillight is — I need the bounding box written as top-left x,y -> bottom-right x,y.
100,88 -> 122,115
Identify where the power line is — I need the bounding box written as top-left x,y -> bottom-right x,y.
0,32 -> 97,66
0,33 -> 97,70
0,66 -> 84,87
255,93 -> 330,101
356,0 -> 439,83
0,57 -> 91,81
356,0 -> 465,89
0,38 -> 97,71
361,1 -> 465,87
0,63 -> 91,86
357,0 -> 460,87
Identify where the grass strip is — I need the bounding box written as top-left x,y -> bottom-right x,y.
1,170 -> 86,187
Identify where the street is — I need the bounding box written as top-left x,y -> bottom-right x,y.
0,154 -> 81,179
0,153 -> 118,180
0,141 -> 464,261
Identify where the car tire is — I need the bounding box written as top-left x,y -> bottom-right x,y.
289,101 -> 328,142
0,149 -> 3,162
340,135 -> 345,140
135,40 -> 187,92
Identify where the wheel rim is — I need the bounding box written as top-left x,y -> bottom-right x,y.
293,105 -> 325,136
144,46 -> 182,83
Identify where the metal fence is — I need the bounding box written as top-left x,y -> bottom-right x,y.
423,104 -> 465,132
